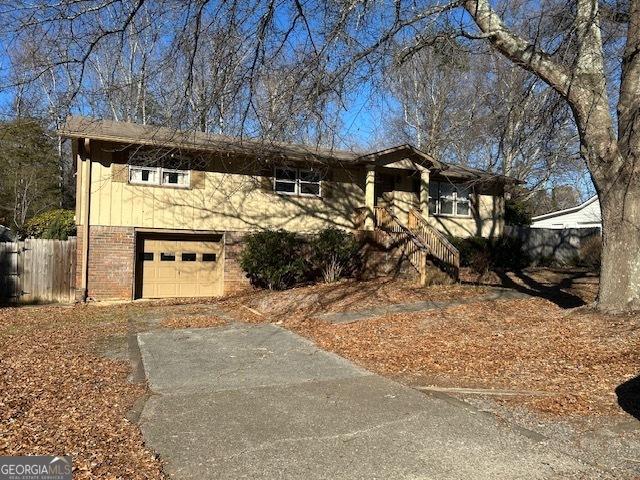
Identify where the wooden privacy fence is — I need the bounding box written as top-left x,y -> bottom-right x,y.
0,238 -> 76,304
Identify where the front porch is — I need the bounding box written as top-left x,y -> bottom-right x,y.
352,149 -> 461,285
362,162 -> 431,231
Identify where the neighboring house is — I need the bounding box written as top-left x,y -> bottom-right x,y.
60,116 -> 516,301
531,195 -> 601,230
0,225 -> 15,242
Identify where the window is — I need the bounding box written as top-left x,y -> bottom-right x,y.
160,252 -> 176,261
162,169 -> 190,187
428,181 -> 471,217
202,253 -> 217,262
274,167 -> 321,196
138,252 -> 154,261
130,166 -> 159,185
181,253 -> 196,262
299,170 -> 321,196
128,165 -> 190,188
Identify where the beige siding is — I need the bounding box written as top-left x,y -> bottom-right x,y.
82,141 -> 366,232
78,141 -> 504,238
429,194 -> 504,238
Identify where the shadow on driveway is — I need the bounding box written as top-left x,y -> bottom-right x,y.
616,375 -> 640,421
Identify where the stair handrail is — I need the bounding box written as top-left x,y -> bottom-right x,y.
374,206 -> 429,248
408,208 -> 460,266
373,206 -> 431,284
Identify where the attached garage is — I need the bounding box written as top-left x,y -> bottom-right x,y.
135,232 -> 224,299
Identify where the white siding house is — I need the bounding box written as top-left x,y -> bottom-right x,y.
531,195 -> 601,230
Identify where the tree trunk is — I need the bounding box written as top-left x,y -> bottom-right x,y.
597,179 -> 640,312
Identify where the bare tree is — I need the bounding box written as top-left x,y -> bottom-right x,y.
1,0 -> 639,311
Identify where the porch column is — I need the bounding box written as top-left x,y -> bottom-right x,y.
364,165 -> 376,230
419,168 -> 430,218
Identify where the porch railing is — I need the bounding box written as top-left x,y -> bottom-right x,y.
373,206 -> 430,285
407,208 -> 460,279
355,206 -> 460,282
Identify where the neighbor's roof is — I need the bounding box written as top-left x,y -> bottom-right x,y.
0,224 -> 14,241
60,116 -> 517,183
531,195 -> 599,221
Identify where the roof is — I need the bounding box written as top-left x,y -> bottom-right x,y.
60,116 -> 517,183
437,163 -> 519,184
0,225 -> 14,241
531,195 -> 599,222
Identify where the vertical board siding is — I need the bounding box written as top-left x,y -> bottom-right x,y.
0,238 -> 77,304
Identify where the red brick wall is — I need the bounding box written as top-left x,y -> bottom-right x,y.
76,225 -> 136,301
223,232 -> 251,294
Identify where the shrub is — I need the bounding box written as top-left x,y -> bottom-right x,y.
24,209 -> 76,240
239,230 -> 306,290
504,198 -> 532,226
449,235 -> 529,274
491,236 -> 530,270
578,235 -> 602,270
309,227 -> 359,283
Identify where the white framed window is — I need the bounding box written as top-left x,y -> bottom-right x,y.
161,168 -> 190,187
273,167 -> 322,197
128,165 -> 190,188
428,181 -> 471,217
129,166 -> 160,185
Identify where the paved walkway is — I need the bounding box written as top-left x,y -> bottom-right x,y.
317,288 -> 530,324
137,323 -> 600,479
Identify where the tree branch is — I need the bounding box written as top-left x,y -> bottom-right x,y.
462,0 -> 572,97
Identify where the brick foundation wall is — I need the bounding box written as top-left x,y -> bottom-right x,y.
75,227 -> 424,301
76,225 -> 136,301
223,232 -> 251,294
355,230 -> 419,281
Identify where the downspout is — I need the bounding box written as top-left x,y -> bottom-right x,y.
80,138 -> 91,302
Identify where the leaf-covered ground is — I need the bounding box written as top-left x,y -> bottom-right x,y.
0,304 -> 164,479
1,271 -> 636,479
216,277 -> 489,322
282,296 -> 640,417
214,270 -> 638,417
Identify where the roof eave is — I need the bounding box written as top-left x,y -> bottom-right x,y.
355,144 -> 446,169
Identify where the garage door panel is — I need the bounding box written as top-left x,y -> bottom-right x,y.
157,265 -> 180,280
138,235 -> 223,299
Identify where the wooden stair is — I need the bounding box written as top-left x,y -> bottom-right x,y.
407,208 -> 460,280
372,206 -> 460,284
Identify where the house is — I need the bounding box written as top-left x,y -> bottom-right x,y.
59,116 -> 516,301
531,195 -> 601,230
0,225 -> 15,242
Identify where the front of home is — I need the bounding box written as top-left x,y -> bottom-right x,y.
60,116 -> 514,301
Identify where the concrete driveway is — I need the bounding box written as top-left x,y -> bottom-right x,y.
137,324 -> 600,479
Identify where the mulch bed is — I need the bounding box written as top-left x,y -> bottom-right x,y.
283,297 -> 640,417
0,304 -> 164,479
